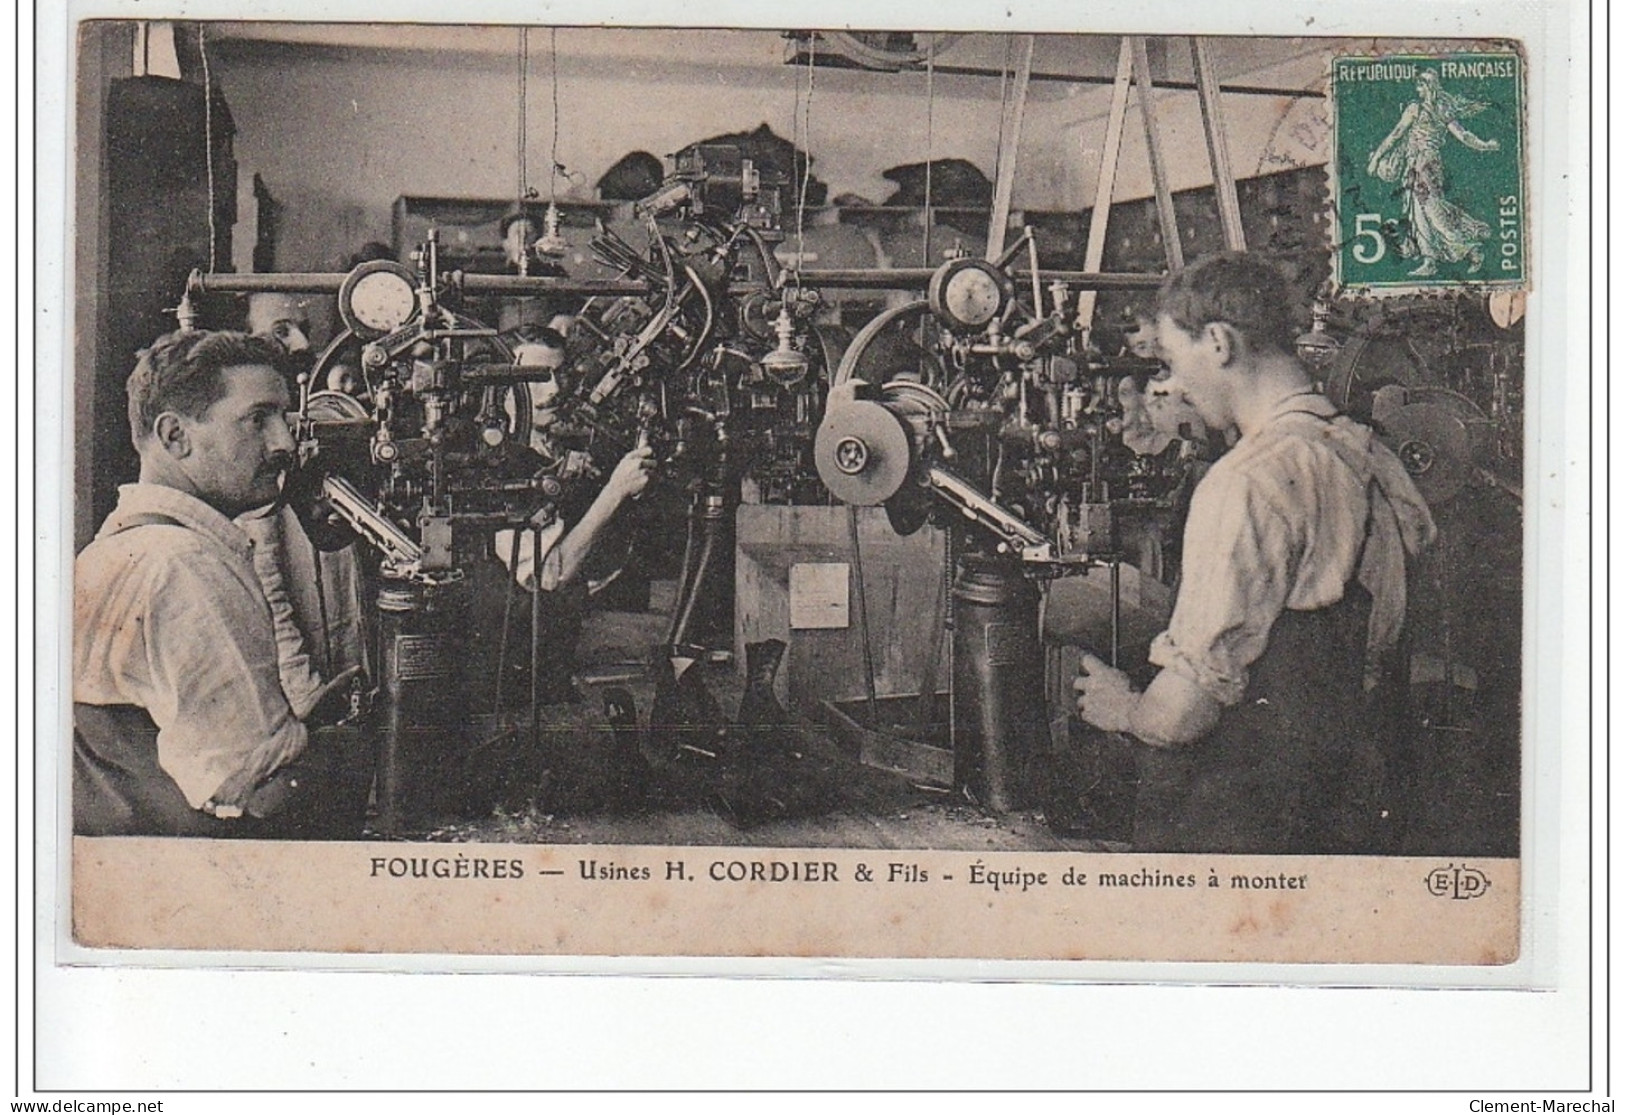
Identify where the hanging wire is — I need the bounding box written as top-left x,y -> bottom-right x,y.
922,39 -> 935,265
516,27 -> 531,202
549,27 -> 562,202
992,36 -> 1012,219
793,35 -> 816,283
199,24 -> 217,274
788,43 -> 803,266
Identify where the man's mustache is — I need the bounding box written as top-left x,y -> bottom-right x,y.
261,452 -> 297,477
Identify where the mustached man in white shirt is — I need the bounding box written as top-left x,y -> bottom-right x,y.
74,330 -> 369,837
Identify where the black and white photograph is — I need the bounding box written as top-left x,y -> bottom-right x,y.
25,0 -> 1603,1097
54,14 -> 1559,968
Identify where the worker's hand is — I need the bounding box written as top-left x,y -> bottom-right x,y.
1074,653 -> 1136,735
605,444 -> 655,503
204,764 -> 265,816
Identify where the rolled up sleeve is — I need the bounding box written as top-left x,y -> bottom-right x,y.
1149,466 -> 1297,707
142,559 -> 307,807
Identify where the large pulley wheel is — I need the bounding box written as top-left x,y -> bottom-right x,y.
1324,304 -> 1459,418
1382,403 -> 1472,504
813,397 -> 914,507
1372,386 -> 1491,505
832,300 -> 936,388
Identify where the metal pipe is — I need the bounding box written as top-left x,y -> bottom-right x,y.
668,495 -> 722,648
195,271 -> 347,294
530,520 -> 543,748
913,528 -> 949,744
456,275 -> 650,297
197,267 -> 1163,299
494,526 -> 522,712
194,270 -> 650,298
846,505 -> 880,726
664,497 -> 702,647
795,268 -> 1164,291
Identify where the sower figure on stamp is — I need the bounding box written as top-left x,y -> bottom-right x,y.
73,331 -> 371,838
1073,253 -> 1437,854
1366,70 -> 1500,278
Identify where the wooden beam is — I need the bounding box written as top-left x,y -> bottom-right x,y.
1192,37 -> 1247,251
985,34 -> 1035,261
1074,37 -> 1135,334
1130,36 -> 1183,271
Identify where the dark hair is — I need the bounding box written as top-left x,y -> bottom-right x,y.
1155,252 -> 1296,355
506,324 -> 568,350
346,241 -> 396,268
126,330 -> 285,446
596,151 -> 666,202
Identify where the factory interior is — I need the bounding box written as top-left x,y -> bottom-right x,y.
72,22 -> 1525,856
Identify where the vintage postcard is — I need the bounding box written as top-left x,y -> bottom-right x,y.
50,8 -> 1571,981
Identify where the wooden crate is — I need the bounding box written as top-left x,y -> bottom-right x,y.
735,505 -> 949,717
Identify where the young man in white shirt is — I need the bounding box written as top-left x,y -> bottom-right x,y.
1074,254 -> 1436,853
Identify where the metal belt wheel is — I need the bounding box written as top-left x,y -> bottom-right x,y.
813,396 -> 914,507
1373,386 -> 1491,505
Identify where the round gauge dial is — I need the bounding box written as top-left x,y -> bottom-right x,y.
928,258 -> 1014,331
338,260 -> 419,338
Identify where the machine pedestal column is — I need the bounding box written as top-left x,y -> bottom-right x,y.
950,555 -> 1047,812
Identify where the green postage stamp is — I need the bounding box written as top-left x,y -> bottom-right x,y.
1331,51 -> 1526,293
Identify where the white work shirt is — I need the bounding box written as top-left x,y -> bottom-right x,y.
1149,393 -> 1436,707
494,427 -> 570,591
494,516 -> 568,592
236,503 -> 367,717
74,484 -> 308,808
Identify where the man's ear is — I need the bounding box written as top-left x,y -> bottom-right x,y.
1204,322 -> 1241,366
151,412 -> 191,459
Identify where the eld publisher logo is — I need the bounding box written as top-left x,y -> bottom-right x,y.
1425,863 -> 1491,900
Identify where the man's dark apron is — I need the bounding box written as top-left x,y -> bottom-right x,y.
73,514 -> 372,839
74,705 -> 375,840
1131,437 -> 1404,855
1131,585 -> 1400,854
